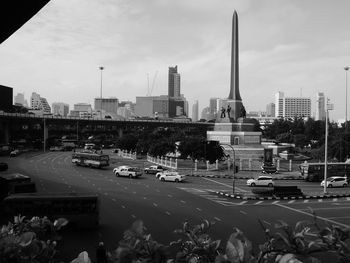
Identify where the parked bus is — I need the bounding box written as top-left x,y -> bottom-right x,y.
72,152 -> 109,168
299,162 -> 350,182
1,192 -> 99,228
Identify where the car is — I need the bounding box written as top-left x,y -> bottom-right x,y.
320,176 -> 348,188
113,166 -> 142,178
50,146 -> 64,151
247,176 -> 274,187
10,149 -> 20,157
144,165 -> 165,174
158,171 -> 186,182
0,162 -> 8,171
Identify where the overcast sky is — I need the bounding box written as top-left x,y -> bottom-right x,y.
0,0 -> 350,121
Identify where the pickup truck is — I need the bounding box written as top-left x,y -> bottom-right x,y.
113,166 -> 142,178
144,165 -> 165,174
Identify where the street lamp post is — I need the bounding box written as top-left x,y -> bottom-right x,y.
345,66 -> 349,124
220,144 -> 236,194
324,98 -> 334,194
99,66 -> 104,119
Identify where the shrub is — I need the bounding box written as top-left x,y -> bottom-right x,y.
0,215 -> 68,263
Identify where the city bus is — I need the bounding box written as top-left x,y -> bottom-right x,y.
299,162 -> 350,182
1,192 -> 100,228
72,152 -> 109,168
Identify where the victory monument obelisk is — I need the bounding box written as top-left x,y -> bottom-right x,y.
207,10 -> 263,158
227,9 -> 243,121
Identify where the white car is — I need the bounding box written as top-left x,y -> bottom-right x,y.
113,166 -> 142,178
247,176 -> 274,187
321,176 -> 348,188
158,171 -> 186,182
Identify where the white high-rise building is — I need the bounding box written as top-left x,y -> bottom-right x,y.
30,92 -> 51,113
275,91 -> 311,119
315,92 -> 326,121
192,100 -> 199,122
52,102 -> 69,116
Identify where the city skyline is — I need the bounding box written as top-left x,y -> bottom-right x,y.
1,0 -> 350,121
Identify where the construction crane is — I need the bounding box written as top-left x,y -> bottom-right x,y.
146,71 -> 158,96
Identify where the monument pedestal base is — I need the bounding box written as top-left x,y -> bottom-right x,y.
207,118 -> 264,160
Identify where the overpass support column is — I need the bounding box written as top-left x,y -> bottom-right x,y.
43,118 -> 48,152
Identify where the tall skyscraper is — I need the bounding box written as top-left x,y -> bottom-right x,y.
315,92 -> 326,121
168,65 -> 180,98
192,100 -> 199,122
275,91 -> 311,119
266,103 -> 275,117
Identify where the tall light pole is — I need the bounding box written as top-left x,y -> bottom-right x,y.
324,98 -> 334,194
220,144 -> 236,195
99,66 -> 104,118
345,66 -> 349,124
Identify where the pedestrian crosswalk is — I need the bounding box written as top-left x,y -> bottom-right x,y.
178,187 -> 350,207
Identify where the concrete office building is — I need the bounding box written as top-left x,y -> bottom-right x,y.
275,92 -> 311,118
52,102 -> 69,116
192,100 -> 199,122
14,93 -> 28,107
266,103 -> 275,117
135,96 -> 169,118
30,92 -> 51,114
94,98 -> 119,114
315,92 -> 326,121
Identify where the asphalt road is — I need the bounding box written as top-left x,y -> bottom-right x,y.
1,151 -> 350,262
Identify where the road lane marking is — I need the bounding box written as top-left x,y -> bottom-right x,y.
121,205 -> 126,209
196,208 -> 202,211
254,201 -> 263,205
180,200 -> 186,204
239,201 -> 248,205
112,198 -> 116,202
303,200 -> 309,203
167,194 -> 173,198
272,201 -> 280,204
276,203 -> 350,228
300,206 -> 350,211
262,220 -> 271,226
153,203 -> 158,207
214,217 -> 221,221
165,211 -> 171,216
143,197 -> 147,200
328,216 -> 350,219
288,200 -> 295,204
131,214 -> 136,219
240,210 -> 247,215
201,177 -> 247,192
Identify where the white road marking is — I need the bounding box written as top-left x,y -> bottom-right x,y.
239,201 -> 248,205
254,201 -> 263,205
131,214 -> 136,219
303,200 -> 309,203
240,210 -> 247,215
143,197 -> 147,200
153,203 -> 158,207
262,220 -> 271,226
272,201 -> 280,204
112,198 -> 116,202
276,203 -> 350,228
214,217 -> 221,221
202,177 -> 248,192
165,211 -> 171,216
196,208 -> 202,211
168,194 -> 173,198
288,200 -> 295,204
180,200 -> 186,204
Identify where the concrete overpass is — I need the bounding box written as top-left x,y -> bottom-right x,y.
0,112 -> 212,145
